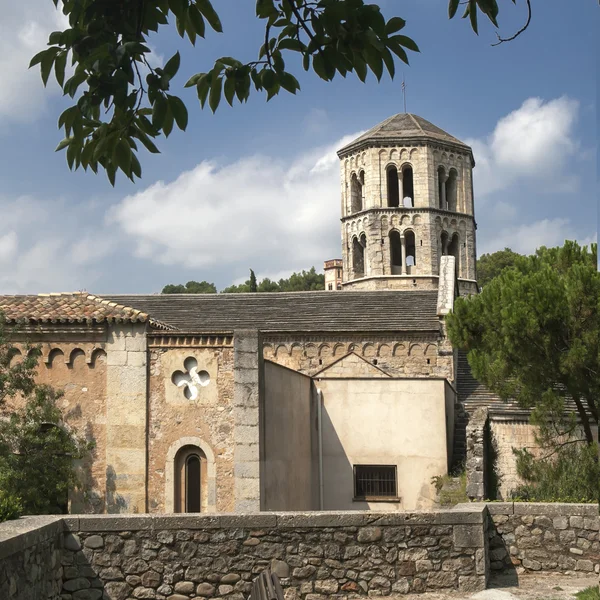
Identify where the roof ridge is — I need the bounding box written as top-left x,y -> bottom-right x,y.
407,113 -> 422,132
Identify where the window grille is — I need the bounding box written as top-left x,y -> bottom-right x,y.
353,465 -> 397,499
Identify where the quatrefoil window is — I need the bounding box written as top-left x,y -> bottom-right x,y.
171,357 -> 210,400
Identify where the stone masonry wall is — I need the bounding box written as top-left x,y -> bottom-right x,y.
485,503 -> 599,576
465,408 -> 488,502
0,517 -> 64,600
0,510 -> 489,599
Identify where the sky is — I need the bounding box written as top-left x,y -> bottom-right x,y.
0,0 -> 596,294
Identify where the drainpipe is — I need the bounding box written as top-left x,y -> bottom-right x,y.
316,387 -> 324,510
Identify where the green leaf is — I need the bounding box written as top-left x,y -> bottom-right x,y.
385,17 -> 406,35
131,153 -> 142,179
152,95 -> 168,129
114,139 -> 132,175
29,49 -> 48,69
224,76 -> 236,106
279,72 -> 299,94
40,50 -> 58,87
163,52 -> 181,79
55,137 -> 73,152
208,75 -> 222,112
390,35 -> 420,53
448,0 -> 460,19
169,0 -> 188,20
163,104 -> 175,137
135,130 -> 161,154
188,5 -> 206,37
168,95 -> 188,130
54,52 -> 67,87
197,0 -> 223,32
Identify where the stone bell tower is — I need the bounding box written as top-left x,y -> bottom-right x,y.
337,113 -> 478,295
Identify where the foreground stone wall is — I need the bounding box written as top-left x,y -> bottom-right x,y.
485,503 -> 599,575
0,510 -> 489,599
0,517 -> 63,600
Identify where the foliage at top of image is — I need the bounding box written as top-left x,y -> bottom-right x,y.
0,316 -> 92,521
162,266 -> 325,293
448,241 -> 599,448
29,0 -> 525,184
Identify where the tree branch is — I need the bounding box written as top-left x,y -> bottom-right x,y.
491,0 -> 532,46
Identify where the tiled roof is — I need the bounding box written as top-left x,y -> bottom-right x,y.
103,290 -> 441,333
0,293 -> 150,326
338,113 -> 473,157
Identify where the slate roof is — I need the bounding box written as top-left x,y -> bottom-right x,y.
102,290 -> 441,333
0,292 -> 151,326
338,113 -> 473,157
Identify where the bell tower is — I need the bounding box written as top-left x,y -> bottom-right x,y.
337,113 -> 478,295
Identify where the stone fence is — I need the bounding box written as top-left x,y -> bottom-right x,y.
0,509 -> 488,600
484,503 -> 599,575
1,505 -> 597,600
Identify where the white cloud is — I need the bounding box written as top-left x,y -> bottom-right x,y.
467,97 -> 580,198
0,1 -> 68,122
109,133 -> 360,273
478,218 -> 596,256
0,195 -> 115,293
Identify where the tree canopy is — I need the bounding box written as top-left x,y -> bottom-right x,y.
447,241 -> 599,446
476,247 -> 525,289
30,0 -> 525,184
162,280 -> 217,293
0,318 -> 91,517
221,266 -> 325,293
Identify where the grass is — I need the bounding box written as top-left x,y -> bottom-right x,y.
432,472 -> 468,506
576,587 -> 600,600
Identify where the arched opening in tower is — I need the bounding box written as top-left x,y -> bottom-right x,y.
352,236 -> 365,278
437,166 -> 446,209
387,166 -> 399,207
404,230 -> 416,270
446,169 -> 458,212
448,233 -> 460,278
389,230 -> 403,274
402,166 -> 414,207
350,173 -> 363,213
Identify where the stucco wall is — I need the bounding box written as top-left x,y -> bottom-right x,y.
147,340 -> 235,513
262,361 -> 316,510
315,377 -> 450,511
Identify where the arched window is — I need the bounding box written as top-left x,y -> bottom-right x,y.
387,166 -> 399,207
448,233 -> 460,277
438,166 -> 446,209
352,236 -> 365,278
440,231 -> 449,256
175,445 -> 206,513
402,166 -> 414,207
446,169 -> 458,212
404,230 -> 416,269
389,230 -> 403,274
350,173 -> 363,213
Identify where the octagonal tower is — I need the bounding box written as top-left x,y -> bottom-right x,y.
337,113 -> 478,295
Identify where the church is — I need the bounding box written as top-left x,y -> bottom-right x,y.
0,114 -> 532,515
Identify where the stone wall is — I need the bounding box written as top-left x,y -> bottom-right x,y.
485,503 -> 599,575
147,335 -> 235,514
0,516 -> 64,600
0,509 -> 489,599
465,407 -> 488,502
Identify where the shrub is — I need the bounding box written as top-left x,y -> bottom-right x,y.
0,492 -> 23,522
511,440 -> 600,503
432,472 -> 468,506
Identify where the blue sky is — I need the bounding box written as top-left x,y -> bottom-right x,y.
0,0 -> 596,293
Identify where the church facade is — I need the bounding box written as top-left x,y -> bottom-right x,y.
0,115 -> 532,515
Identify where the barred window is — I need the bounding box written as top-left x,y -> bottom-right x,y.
353,465 -> 397,499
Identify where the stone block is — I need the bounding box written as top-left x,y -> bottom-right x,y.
453,525 -> 484,548
458,575 -> 486,592
78,516 -> 153,532
276,512 -> 371,528
106,351 -> 128,367
234,462 -> 260,479
125,335 -> 147,352
234,425 -> 259,445
485,503 -> 514,515
235,443 -> 259,462
127,352 -> 147,367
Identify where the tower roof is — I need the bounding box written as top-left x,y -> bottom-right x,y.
337,113 -> 473,158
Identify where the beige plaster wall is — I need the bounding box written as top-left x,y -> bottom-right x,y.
262,361 -> 316,510
147,344 -> 235,513
315,377 -> 450,511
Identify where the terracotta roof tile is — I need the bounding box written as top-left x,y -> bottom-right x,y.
0,292 -> 152,326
